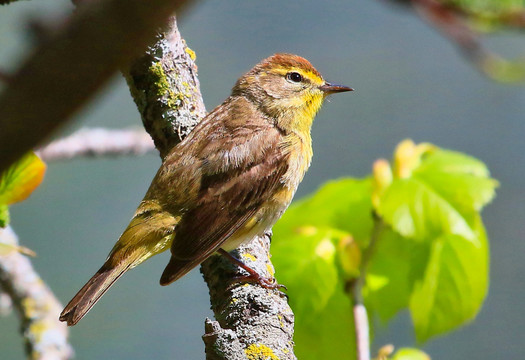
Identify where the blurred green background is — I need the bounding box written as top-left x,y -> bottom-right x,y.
1,0 -> 524,359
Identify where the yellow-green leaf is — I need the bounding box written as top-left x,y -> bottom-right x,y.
0,204 -> 9,228
390,347 -> 431,360
0,153 -> 46,205
272,178 -> 372,360
364,230 -> 428,322
409,217 -> 489,342
377,147 -> 497,244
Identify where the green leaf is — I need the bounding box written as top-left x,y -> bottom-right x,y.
364,229 -> 428,322
375,146 -> 492,341
272,178 -> 372,360
0,153 -> 46,205
409,216 -> 489,342
416,149 -> 490,178
378,178 -> 478,244
377,149 -> 497,245
274,178 -> 373,246
273,226 -> 345,315
0,204 -> 9,228
272,225 -> 356,360
415,150 -> 498,212
294,288 -> 356,360
390,347 -> 431,360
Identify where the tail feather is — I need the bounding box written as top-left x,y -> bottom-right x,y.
60,201 -> 177,326
160,256 -> 202,286
59,263 -> 130,326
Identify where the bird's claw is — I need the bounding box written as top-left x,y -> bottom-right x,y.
226,273 -> 287,296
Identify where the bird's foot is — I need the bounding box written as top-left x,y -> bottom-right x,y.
219,248 -> 287,295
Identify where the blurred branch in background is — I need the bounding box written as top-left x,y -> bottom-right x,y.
385,0 -> 525,82
0,0 -> 194,175
37,127 -> 156,162
0,226 -> 73,360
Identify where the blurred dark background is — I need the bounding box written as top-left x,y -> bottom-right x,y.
1,0 -> 524,358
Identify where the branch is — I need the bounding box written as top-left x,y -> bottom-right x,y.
201,235 -> 296,360
0,226 -> 73,359
36,127 -> 155,162
124,16 -> 206,159
0,0 -> 194,175
123,16 -> 296,359
409,0 -> 525,82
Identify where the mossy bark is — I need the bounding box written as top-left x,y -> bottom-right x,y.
124,17 -> 206,159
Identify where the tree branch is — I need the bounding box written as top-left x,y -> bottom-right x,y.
201,235 -> 296,360
36,127 -> 155,162
0,226 -> 73,360
0,0 -> 194,174
123,16 -> 297,359
124,16 -> 206,159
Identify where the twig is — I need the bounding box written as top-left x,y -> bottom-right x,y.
0,0 -> 194,174
123,16 -> 297,359
347,214 -> 385,360
0,226 -> 73,360
36,127 -> 156,162
409,0 -> 525,82
411,0 -> 481,58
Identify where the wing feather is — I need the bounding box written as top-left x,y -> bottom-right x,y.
159,140 -> 288,285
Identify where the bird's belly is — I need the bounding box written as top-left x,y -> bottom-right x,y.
220,191 -> 292,251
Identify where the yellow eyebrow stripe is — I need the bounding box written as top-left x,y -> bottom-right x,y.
271,67 -> 324,85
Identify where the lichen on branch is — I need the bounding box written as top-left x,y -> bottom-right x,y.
124,17 -> 206,159
0,226 -> 73,360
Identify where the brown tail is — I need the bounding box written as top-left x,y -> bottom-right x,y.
59,262 -> 130,326
60,201 -> 178,326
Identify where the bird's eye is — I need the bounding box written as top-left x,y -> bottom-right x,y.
286,72 -> 303,83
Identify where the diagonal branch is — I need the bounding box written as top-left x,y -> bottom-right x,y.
0,0 -> 194,174
124,17 -> 206,159
201,235 -> 296,360
0,226 -> 73,360
124,16 -> 297,360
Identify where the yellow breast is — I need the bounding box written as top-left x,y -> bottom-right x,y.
221,133 -> 313,251
280,131 -> 313,191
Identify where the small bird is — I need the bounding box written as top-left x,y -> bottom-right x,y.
60,53 -> 352,326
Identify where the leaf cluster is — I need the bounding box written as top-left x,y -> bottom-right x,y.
271,139 -> 497,359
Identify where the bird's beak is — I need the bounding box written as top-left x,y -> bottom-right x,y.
319,82 -> 354,94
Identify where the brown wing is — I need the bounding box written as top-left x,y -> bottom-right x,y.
159,141 -> 288,285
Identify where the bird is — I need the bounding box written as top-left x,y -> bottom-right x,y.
59,53 -> 353,326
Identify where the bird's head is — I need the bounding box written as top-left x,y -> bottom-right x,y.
232,53 -> 353,132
